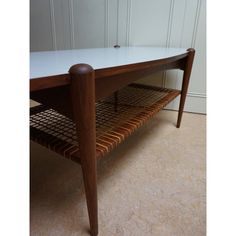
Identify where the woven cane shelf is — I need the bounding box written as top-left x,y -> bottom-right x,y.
30,84 -> 180,163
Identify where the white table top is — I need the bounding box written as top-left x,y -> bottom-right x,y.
30,47 -> 187,79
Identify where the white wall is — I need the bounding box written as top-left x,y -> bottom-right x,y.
30,0 -> 206,113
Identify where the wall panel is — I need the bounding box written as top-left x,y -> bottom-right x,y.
129,0 -> 171,46
30,0 -> 53,51
53,0 -> 72,50
106,0 -> 118,47
72,0 -> 106,49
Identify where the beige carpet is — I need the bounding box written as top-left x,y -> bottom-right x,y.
30,110 -> 206,236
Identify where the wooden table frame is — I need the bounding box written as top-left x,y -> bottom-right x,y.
30,48 -> 195,236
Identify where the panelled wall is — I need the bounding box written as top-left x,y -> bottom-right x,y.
30,0 -> 206,113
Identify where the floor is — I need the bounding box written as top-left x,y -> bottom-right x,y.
30,110 -> 206,236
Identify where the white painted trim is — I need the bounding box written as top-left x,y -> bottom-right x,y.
116,0 -> 120,45
69,0 -> 75,49
166,0 -> 175,48
104,0 -> 109,47
126,0 -> 132,46
49,0 -> 57,50
187,92 -> 206,98
191,0 -> 201,48
180,0 -> 187,48
163,0 -> 175,88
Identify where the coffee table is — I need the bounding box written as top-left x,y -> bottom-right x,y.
30,46 -> 195,235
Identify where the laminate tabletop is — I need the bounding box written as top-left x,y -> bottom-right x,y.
30,47 -> 187,79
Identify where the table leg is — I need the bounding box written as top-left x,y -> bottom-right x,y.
177,48 -> 195,128
70,64 -> 98,236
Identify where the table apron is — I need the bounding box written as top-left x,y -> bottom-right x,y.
30,58 -> 186,118
95,58 -> 186,101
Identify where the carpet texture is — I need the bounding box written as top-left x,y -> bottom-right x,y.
30,110 -> 206,236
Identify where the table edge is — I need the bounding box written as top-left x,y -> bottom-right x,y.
30,52 -> 188,92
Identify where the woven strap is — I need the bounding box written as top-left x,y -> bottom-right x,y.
30,84 -> 180,163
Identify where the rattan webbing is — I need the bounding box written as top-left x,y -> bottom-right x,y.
30,84 -> 180,163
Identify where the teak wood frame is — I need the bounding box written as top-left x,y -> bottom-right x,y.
30,48 -> 195,236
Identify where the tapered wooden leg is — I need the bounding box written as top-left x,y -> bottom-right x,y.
69,64 -> 98,236
177,48 -> 195,128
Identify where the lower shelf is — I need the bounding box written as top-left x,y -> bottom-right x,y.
30,84 -> 180,163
